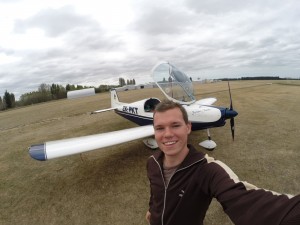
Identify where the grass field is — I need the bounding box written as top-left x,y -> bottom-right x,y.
0,80 -> 299,225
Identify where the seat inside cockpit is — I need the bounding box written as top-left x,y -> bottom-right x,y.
144,98 -> 161,112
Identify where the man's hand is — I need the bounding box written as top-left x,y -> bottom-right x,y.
145,211 -> 151,224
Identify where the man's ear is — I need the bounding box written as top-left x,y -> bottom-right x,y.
187,122 -> 192,134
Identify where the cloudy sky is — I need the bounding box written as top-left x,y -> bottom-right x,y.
1,0 -> 300,99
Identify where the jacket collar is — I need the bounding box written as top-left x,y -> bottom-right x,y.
152,144 -> 205,169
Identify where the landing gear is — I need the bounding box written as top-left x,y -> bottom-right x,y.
199,129 -> 216,151
143,138 -> 158,149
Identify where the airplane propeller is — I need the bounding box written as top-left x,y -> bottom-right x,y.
228,81 -> 236,140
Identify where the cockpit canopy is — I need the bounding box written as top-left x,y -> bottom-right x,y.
152,62 -> 196,104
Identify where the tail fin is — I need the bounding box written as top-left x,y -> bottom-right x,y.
110,89 -> 124,108
91,89 -> 123,114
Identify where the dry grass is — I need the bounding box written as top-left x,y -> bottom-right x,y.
0,80 -> 299,225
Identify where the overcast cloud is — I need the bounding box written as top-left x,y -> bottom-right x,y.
0,0 -> 299,99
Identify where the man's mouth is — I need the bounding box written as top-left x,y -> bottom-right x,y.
163,141 -> 177,146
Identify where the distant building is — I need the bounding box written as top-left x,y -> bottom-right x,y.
116,83 -> 158,91
136,83 -> 156,89
67,88 -> 95,99
115,85 -> 135,91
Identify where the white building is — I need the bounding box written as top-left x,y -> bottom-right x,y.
67,88 -> 95,99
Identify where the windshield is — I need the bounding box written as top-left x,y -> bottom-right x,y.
152,62 -> 195,104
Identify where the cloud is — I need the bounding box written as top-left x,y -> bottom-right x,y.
184,0 -> 286,14
132,6 -> 193,35
14,5 -> 98,37
0,0 -> 20,3
1,0 -> 300,100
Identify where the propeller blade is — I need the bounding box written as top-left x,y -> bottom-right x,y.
230,117 -> 235,140
228,81 -> 235,140
228,81 -> 233,110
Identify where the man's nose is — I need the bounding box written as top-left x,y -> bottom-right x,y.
164,127 -> 173,137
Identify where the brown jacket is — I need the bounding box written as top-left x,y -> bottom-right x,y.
147,145 -> 300,225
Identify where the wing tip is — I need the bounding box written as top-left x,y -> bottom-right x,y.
29,144 -> 47,161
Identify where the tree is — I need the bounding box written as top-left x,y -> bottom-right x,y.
133,79 -> 136,85
51,84 -> 58,98
38,83 -> 50,93
19,91 -> 41,105
56,85 -> 66,99
38,83 -> 52,102
0,96 -> 4,110
2,90 -> 15,109
119,77 -> 125,86
76,85 -> 83,89
4,91 -> 10,108
10,93 -> 15,108
66,84 -> 75,91
50,83 -> 67,99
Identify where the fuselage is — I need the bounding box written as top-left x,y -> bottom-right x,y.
114,100 -> 237,131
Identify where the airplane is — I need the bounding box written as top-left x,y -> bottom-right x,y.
29,61 -> 238,161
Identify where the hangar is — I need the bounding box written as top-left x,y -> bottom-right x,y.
67,88 -> 95,99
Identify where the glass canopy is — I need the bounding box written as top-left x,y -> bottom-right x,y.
152,62 -> 195,104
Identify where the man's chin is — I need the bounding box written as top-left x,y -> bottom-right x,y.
161,145 -> 180,155
161,142 -> 177,149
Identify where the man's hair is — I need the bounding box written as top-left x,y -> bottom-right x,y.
153,99 -> 189,124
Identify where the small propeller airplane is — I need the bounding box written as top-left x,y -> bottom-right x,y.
29,62 -> 238,161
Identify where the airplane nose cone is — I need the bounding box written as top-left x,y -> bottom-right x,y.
225,109 -> 238,119
29,144 -> 47,161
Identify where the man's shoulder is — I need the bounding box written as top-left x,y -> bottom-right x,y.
177,144 -> 207,168
187,144 -> 206,158
148,150 -> 163,162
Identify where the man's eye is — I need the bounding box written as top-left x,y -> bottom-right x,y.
155,127 -> 164,131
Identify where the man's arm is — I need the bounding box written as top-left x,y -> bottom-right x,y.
280,202 -> 300,225
203,155 -> 300,225
146,159 -> 154,224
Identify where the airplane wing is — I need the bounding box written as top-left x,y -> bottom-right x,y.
194,98 -> 217,106
29,125 -> 154,161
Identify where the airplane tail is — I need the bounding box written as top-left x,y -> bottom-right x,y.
110,89 -> 124,108
91,89 -> 122,114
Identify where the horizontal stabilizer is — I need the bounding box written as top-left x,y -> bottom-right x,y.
91,107 -> 117,114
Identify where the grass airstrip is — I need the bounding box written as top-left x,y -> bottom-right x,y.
0,80 -> 299,225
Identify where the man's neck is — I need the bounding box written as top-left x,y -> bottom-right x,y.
163,146 -> 189,168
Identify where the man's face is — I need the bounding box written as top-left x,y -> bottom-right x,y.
153,107 -> 191,158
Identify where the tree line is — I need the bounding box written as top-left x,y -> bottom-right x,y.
0,77 -> 135,111
118,78 -> 136,86
220,76 -> 300,81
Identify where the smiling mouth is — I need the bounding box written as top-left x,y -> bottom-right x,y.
163,141 -> 177,146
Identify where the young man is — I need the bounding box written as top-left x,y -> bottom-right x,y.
146,99 -> 300,225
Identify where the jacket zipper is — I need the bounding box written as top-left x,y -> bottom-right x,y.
151,156 -> 205,225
